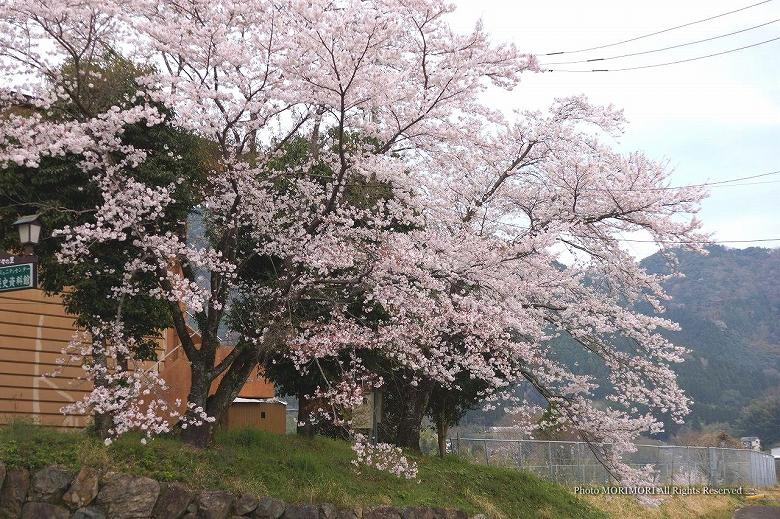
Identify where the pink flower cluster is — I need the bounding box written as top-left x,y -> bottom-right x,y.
352,434 -> 418,480
57,321 -> 215,443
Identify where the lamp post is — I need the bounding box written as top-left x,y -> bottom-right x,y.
371,389 -> 383,444
0,214 -> 40,292
12,214 -> 42,256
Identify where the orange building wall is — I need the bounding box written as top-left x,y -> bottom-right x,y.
0,287 -> 280,432
0,289 -> 90,428
223,402 -> 286,434
157,334 -> 277,420
157,332 -> 278,403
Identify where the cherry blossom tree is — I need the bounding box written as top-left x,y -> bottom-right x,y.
0,50 -> 206,438
0,0 -> 707,481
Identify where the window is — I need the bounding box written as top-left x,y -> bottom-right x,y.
260,411 -> 266,419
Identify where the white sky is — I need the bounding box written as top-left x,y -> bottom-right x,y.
450,0 -> 780,258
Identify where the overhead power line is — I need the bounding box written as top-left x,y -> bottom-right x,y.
580,170 -> 780,192
545,35 -> 780,72
543,0 -> 775,56
700,169 -> 780,185
543,18 -> 780,66
698,179 -> 780,188
582,179 -> 780,192
614,238 -> 780,244
485,216 -> 780,245
452,169 -> 780,244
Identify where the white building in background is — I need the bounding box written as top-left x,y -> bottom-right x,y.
741,436 -> 761,451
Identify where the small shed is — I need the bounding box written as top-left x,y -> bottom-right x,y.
222,397 -> 287,434
741,436 -> 761,451
772,447 -> 780,480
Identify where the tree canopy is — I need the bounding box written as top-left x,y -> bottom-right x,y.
0,0 -> 707,480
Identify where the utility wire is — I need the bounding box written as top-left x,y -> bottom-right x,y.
699,169 -> 780,185
450,207 -> 780,245
488,215 -> 780,244
700,179 -> 780,188
580,179 -> 780,192
496,216 -> 780,244
544,18 -> 780,65
578,170 -> 780,192
543,0 -> 775,56
614,238 -> 780,244
455,170 -> 780,243
546,35 -> 780,72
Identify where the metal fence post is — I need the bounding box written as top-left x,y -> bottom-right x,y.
685,445 -> 691,485
547,442 -> 554,482
707,447 -> 715,486
484,439 -> 490,465
517,440 -> 523,470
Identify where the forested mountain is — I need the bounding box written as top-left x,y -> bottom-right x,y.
641,246 -> 780,432
463,246 -> 780,438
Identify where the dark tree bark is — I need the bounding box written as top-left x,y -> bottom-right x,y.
181,346 -> 258,447
179,411 -> 212,448
90,337 -> 131,440
393,379 -> 434,452
436,414 -> 448,458
90,339 -> 113,439
296,391 -> 317,438
93,412 -> 112,440
179,361 -> 213,447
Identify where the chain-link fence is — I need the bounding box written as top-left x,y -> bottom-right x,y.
450,437 -> 777,488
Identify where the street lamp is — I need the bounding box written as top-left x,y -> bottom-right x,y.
12,214 -> 42,255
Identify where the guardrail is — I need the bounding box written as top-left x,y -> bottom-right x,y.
450,437 -> 777,487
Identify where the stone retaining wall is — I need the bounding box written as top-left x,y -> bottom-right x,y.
0,462 -> 480,519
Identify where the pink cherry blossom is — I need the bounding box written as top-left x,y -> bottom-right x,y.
0,0 -> 707,481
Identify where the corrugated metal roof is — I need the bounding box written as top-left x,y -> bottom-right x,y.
233,397 -> 287,405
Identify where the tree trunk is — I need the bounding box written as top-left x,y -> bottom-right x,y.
180,362 -> 212,447
206,348 -> 257,435
181,347 -> 258,447
436,415 -> 448,458
90,339 -> 113,439
297,391 -> 316,438
393,380 -> 433,452
180,414 -> 213,447
93,412 -> 112,440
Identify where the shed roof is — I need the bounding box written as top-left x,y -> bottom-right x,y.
233,397 -> 287,405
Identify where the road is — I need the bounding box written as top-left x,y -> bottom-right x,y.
733,506 -> 780,519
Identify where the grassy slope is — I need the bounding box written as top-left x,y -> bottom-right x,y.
0,423 -> 603,519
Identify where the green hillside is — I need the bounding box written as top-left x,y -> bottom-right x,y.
641,246 -> 780,430
0,423 -> 604,519
461,246 -> 780,438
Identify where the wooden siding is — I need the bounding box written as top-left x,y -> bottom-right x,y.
223,402 -> 286,434
0,287 -> 280,431
0,289 -> 89,428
